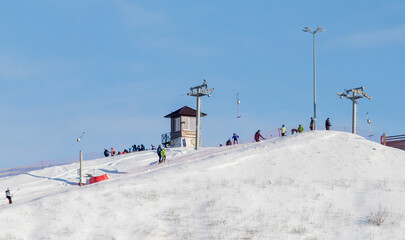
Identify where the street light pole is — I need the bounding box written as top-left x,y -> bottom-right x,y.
313,33 -> 317,130
303,26 -> 326,130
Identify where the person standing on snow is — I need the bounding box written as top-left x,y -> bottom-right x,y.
232,133 -> 239,145
5,188 -> 12,204
254,130 -> 265,142
157,145 -> 162,163
309,117 -> 314,131
104,148 -> 109,157
298,124 -> 304,133
325,118 -> 332,130
280,124 -> 287,136
159,148 -> 166,163
226,139 -> 232,146
110,147 -> 115,156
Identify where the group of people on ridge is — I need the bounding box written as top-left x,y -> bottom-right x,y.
280,117 -> 332,136
220,117 -> 332,146
103,144 -> 167,164
104,144 -> 156,157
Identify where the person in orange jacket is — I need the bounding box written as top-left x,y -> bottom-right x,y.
111,147 -> 115,156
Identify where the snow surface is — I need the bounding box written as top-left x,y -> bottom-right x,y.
1,131 -> 405,239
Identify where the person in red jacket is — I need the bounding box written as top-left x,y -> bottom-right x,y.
254,130 -> 265,142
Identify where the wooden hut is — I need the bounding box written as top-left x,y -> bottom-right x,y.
164,106 -> 207,148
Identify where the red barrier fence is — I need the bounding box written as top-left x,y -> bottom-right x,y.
89,174 -> 109,184
381,133 -> 405,151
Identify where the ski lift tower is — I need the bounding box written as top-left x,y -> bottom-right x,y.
187,79 -> 214,150
337,86 -> 372,134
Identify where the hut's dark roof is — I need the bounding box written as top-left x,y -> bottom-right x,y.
164,106 -> 207,118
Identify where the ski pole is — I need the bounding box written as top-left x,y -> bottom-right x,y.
12,189 -> 20,196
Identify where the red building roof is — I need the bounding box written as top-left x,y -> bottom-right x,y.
164,106 -> 207,118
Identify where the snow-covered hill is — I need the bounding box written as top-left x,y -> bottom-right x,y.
1,131 -> 404,239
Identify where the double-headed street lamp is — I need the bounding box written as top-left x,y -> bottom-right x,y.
303,26 -> 326,130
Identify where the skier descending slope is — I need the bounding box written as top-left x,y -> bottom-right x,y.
5,188 -> 13,204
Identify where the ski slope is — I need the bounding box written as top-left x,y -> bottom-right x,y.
0,131 -> 404,239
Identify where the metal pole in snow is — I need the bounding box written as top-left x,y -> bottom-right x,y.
79,150 -> 84,186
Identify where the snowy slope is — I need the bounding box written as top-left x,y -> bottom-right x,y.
0,131 -> 404,239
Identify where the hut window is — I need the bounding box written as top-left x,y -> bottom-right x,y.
174,117 -> 181,132
183,117 -> 196,131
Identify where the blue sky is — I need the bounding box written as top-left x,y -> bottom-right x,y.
0,0 -> 404,168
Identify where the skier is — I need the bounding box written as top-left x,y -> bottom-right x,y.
157,145 -> 162,163
309,117 -> 314,131
254,130 -> 265,142
325,118 -> 332,130
226,139 -> 232,146
280,124 -> 287,136
298,124 -> 304,133
111,147 -> 115,156
232,133 -> 239,145
151,144 -> 156,150
123,149 -> 128,154
104,148 -> 109,157
159,148 -> 166,163
5,188 -> 12,204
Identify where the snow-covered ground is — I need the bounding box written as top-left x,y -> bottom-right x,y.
0,131 -> 404,239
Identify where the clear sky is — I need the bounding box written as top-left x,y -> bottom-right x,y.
0,0 -> 404,168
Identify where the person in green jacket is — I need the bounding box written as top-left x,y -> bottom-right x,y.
159,148 -> 166,163
298,124 -> 304,133
280,124 -> 287,136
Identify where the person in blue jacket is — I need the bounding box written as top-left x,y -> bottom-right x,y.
232,133 -> 239,145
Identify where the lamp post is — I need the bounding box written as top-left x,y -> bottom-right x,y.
303,26 -> 326,130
